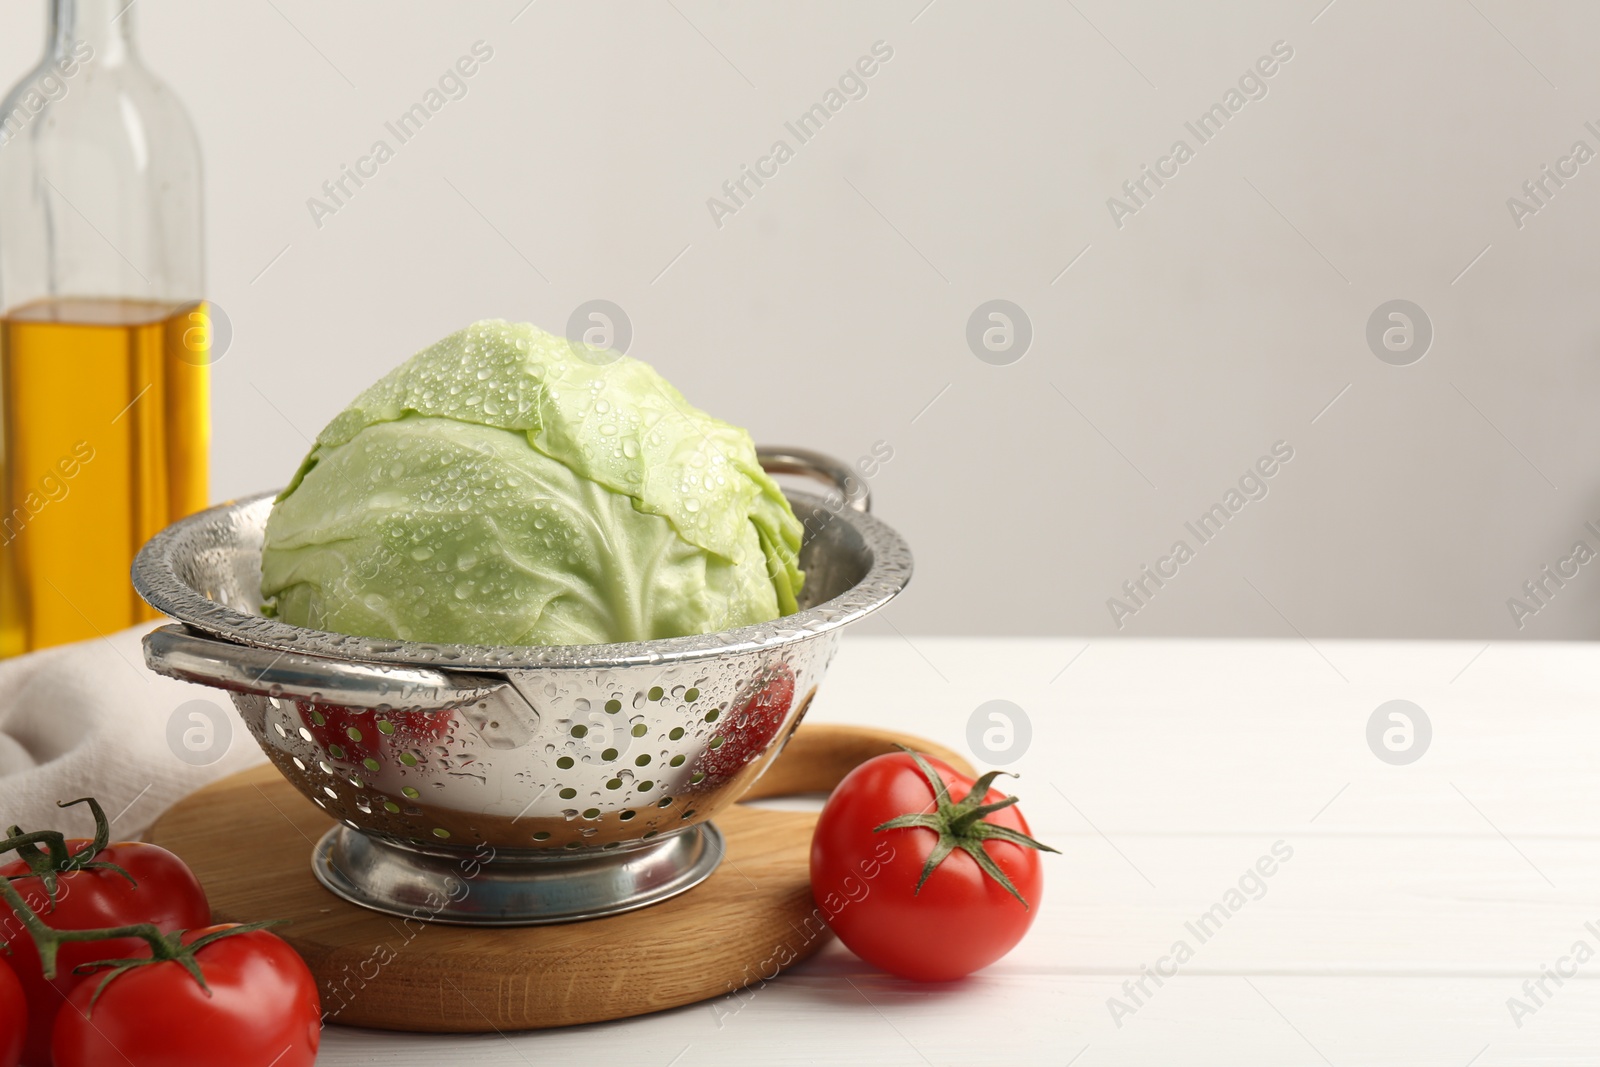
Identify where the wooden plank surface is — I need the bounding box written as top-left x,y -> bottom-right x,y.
288,636 -> 1600,1063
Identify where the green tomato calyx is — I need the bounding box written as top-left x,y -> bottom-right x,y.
873,746 -> 1058,909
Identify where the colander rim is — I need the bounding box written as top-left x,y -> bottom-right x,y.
131,487 -> 912,671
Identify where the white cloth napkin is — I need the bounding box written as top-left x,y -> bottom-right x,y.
0,623 -> 265,842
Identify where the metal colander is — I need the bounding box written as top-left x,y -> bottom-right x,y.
132,450 -> 911,924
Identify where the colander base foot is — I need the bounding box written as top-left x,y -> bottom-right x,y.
311,823 -> 724,926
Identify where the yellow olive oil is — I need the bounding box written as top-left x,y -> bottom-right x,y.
0,297 -> 210,655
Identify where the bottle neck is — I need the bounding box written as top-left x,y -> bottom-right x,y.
49,0 -> 136,66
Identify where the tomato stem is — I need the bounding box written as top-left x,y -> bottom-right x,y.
3,798 -> 128,910
873,747 -> 1059,909
0,874 -> 169,980
74,921 -> 285,1014
1,829 -> 73,876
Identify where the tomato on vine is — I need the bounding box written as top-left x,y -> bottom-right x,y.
0,799 -> 319,1067
0,799 -> 210,1065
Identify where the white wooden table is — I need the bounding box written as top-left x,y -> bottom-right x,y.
321,636 -> 1600,1065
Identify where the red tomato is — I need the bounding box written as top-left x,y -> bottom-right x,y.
52,925 -> 321,1067
693,664 -> 795,782
0,955 -> 24,1067
810,751 -> 1055,982
298,701 -> 453,767
0,841 -> 210,1066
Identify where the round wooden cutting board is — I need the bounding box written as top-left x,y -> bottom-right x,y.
148,723 -> 972,1033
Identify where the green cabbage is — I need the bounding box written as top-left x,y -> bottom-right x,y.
259,320 -> 803,646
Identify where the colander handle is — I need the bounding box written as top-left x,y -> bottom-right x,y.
143,624 -> 506,711
758,448 -> 870,513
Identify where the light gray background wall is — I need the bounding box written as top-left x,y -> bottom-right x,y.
4,0 -> 1597,639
